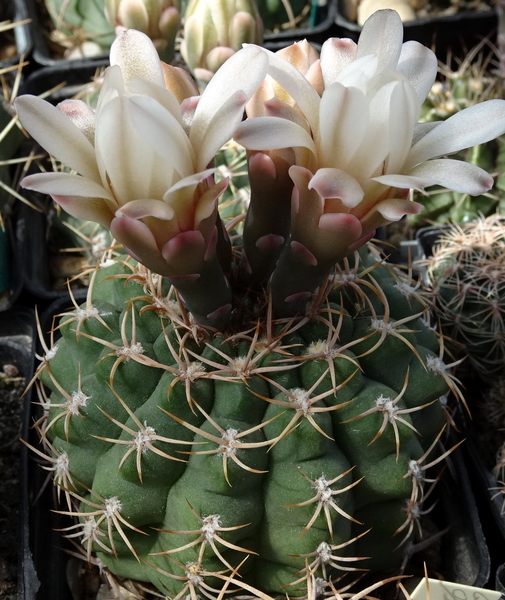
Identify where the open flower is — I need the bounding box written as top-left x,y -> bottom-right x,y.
234,9 -> 505,314
16,29 -> 268,327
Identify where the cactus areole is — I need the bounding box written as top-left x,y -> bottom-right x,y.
16,9 -> 505,598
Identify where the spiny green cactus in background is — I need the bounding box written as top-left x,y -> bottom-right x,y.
32,244 -> 456,596
181,0 -> 263,88
424,214 -> 505,379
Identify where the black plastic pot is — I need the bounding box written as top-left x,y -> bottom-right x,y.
16,194 -> 92,302
334,4 -> 497,59
0,200 -> 24,311
0,307 -> 37,600
0,0 -> 33,70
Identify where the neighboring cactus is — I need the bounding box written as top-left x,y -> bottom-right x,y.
44,0 -> 179,61
106,0 -> 180,63
425,214 -> 505,379
43,0 -> 116,58
181,0 -> 263,88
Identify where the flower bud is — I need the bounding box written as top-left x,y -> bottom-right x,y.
247,40 -> 322,118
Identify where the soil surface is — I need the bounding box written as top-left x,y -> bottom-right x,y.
0,363 -> 26,600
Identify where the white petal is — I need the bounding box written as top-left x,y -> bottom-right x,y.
15,96 -> 100,182
407,99 -> 505,168
57,100 -> 96,145
386,78 -> 419,174
346,79 -> 396,181
356,9 -> 403,71
21,173 -> 114,227
308,168 -> 364,207
234,116 -> 316,155
373,197 -> 424,220
193,90 -> 249,172
262,46 -> 321,134
335,54 -> 378,92
319,83 -> 368,170
320,38 -> 357,88
96,65 -> 124,115
117,199 -> 176,220
95,96 -> 175,204
374,158 -> 494,195
397,40 -> 438,102
127,77 -> 184,123
164,169 -> 216,196
110,29 -> 165,87
412,121 -> 440,146
128,95 -> 196,178
21,172 -> 112,200
190,45 -> 269,147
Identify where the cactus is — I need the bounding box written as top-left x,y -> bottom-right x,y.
181,0 -> 263,88
424,214 -> 505,379
43,0 -> 117,58
16,11 -> 505,596
106,0 -> 181,63
31,244 -> 455,596
44,0 -> 179,61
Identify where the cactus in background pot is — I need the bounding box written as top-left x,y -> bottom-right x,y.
43,0 -> 116,58
181,0 -> 263,88
106,0 -> 180,63
44,0 -> 179,61
16,10 -> 505,597
425,214 -> 505,379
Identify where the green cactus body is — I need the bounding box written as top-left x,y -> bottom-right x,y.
34,245 -> 452,596
426,214 -> 505,379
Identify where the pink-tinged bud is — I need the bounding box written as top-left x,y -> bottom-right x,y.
246,40 -> 322,118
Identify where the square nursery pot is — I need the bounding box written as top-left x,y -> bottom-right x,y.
334,3 -> 497,58
18,296 -> 491,599
0,0 -> 33,70
0,307 -> 36,600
